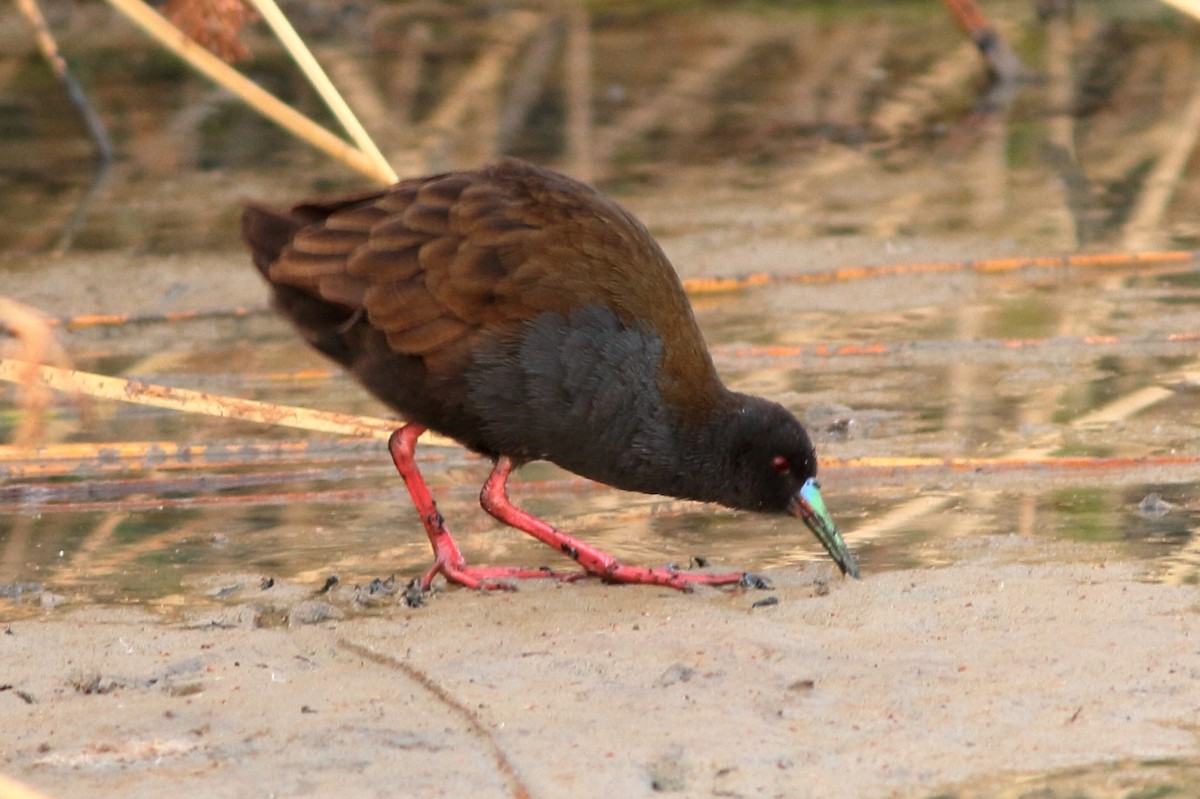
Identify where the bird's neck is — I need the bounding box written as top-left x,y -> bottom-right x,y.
661,389 -> 765,508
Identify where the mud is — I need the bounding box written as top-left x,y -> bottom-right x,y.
4,539 -> 1199,798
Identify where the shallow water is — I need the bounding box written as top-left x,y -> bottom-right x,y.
1,1 -> 1199,611
2,264 -> 1197,609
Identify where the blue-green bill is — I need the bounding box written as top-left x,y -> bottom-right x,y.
789,478 -> 860,579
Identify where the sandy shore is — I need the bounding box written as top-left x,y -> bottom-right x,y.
3,537 -> 1198,798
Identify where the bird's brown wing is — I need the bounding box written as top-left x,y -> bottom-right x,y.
266,159 -> 716,392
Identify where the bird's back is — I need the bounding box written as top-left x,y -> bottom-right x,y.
243,159 -> 724,472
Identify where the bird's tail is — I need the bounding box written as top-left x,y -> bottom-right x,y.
241,202 -> 305,280
241,200 -> 365,365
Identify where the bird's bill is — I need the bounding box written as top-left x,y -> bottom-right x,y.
789,478 -> 860,579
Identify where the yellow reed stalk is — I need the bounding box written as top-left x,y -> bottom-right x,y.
1158,0 -> 1200,22
244,0 -> 396,183
0,359 -> 454,446
99,0 -> 393,184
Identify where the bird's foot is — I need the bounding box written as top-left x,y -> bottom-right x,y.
420,558 -> 588,592
390,426 -> 586,592
591,562 -> 745,592
419,557 -> 752,593
739,572 -> 774,590
480,458 -> 748,592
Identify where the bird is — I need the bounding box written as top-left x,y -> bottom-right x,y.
242,158 -> 858,591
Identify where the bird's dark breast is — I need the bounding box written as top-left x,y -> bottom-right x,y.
463,304 -> 686,491
305,300 -> 684,496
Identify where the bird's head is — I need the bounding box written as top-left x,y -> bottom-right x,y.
715,395 -> 859,579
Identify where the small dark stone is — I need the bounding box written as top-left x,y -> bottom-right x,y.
211,583 -> 243,600
316,575 -> 339,595
71,673 -> 121,695
656,663 -> 697,687
355,575 -> 401,607
751,596 -> 779,609
646,749 -> 689,792
365,575 -> 397,596
739,573 -> 774,590
403,578 -> 426,608
827,417 -> 853,435
166,682 -> 205,697
1138,493 -> 1171,518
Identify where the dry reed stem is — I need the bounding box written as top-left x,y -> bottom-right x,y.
9,452 -> 1199,516
10,0 -> 112,163
54,304 -> 266,331
21,247 -> 1192,336
0,359 -> 455,447
1158,0 -> 1200,22
101,0 -> 393,183
680,249 -> 1196,294
25,246 -> 1190,334
0,438 -> 394,479
830,454 -> 1200,472
244,0 -> 396,183
0,298 -> 80,446
14,0 -> 114,254
6,437 -> 1194,491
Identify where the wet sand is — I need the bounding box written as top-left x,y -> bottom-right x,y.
3,538 -> 1198,798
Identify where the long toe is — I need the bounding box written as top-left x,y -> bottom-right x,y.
596,563 -> 746,591
429,561 -> 588,591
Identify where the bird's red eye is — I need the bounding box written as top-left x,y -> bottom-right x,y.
771,455 -> 790,473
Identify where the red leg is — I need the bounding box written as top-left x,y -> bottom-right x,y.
388,425 -> 576,590
481,457 -> 744,591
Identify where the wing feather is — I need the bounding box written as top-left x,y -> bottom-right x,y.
254,159 -> 712,391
